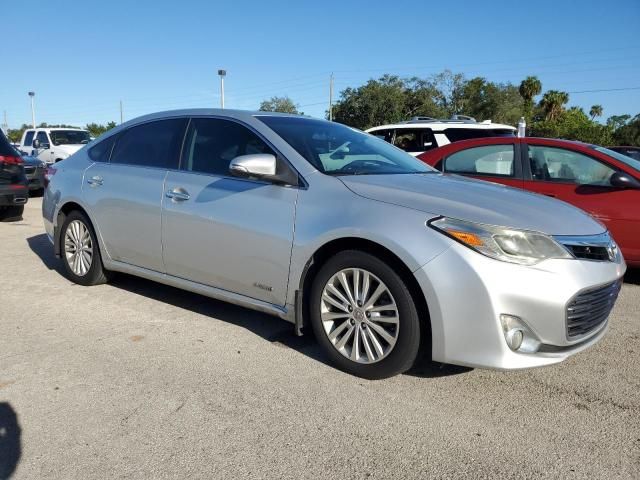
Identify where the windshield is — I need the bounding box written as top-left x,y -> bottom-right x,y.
594,146 -> 640,172
50,130 -> 91,146
257,116 -> 435,176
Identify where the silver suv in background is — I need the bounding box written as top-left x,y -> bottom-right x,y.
43,110 -> 625,379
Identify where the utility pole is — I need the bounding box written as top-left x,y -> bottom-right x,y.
28,91 -> 36,128
329,73 -> 334,121
1,111 -> 7,135
120,100 -> 124,124
218,69 -> 226,109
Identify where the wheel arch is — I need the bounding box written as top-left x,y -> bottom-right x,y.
296,237 -> 431,352
54,201 -> 103,258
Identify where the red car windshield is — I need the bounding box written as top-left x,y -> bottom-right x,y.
594,146 -> 640,173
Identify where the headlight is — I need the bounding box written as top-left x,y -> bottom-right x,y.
429,217 -> 572,265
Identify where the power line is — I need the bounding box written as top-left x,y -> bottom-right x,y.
567,86 -> 640,94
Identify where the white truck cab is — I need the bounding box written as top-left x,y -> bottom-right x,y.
366,116 -> 516,156
19,127 -> 91,164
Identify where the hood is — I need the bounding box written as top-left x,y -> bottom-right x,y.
340,173 -> 605,236
54,144 -> 83,156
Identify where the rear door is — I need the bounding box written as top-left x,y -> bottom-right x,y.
161,117 -> 298,306
522,142 -> 640,261
82,118 -> 187,272
440,139 -> 525,189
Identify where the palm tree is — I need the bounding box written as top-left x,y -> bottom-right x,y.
519,76 -> 542,122
589,104 -> 603,121
540,90 -> 569,121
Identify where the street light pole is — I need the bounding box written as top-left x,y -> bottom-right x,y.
218,69 -> 226,109
329,73 -> 334,121
28,91 -> 36,128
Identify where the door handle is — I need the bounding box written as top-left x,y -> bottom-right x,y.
166,188 -> 190,201
87,175 -> 103,186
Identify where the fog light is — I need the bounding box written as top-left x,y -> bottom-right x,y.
500,314 -> 541,353
505,328 -> 524,350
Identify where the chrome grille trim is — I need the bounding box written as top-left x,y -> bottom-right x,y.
566,280 -> 621,339
554,232 -> 618,262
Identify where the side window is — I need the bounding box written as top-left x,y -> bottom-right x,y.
182,118 -> 275,176
111,118 -> 187,168
393,130 -> 422,152
369,129 -> 393,143
421,129 -> 437,151
36,131 -> 49,146
23,131 -> 35,147
528,146 -> 616,186
445,145 -> 515,177
88,134 -> 117,162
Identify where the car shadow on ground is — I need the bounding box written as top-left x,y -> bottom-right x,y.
0,402 -> 21,479
27,233 -> 470,379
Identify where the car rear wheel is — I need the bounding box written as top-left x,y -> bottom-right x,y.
60,211 -> 111,286
0,205 -> 24,222
310,250 -> 421,379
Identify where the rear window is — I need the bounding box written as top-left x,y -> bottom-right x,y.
443,128 -> 515,143
88,134 -> 117,162
111,118 -> 187,169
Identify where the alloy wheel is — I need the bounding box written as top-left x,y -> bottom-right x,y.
320,268 -> 399,364
64,220 -> 93,276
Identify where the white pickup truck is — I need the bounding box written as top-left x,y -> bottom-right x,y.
19,127 -> 91,164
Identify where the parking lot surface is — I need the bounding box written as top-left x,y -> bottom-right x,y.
1,197 -> 639,479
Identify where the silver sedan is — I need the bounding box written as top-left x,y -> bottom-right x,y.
42,110 -> 626,378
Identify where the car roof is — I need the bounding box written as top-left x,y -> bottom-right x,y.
28,127 -> 87,132
367,121 -> 516,131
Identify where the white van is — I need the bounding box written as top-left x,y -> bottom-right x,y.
19,128 -> 91,164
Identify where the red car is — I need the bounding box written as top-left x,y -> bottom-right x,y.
418,137 -> 640,267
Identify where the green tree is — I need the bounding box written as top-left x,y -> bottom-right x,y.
530,107 -> 613,145
518,76 -> 542,123
85,121 -> 117,138
258,96 -> 301,114
539,90 -> 569,121
431,70 -> 467,116
611,114 -> 640,146
589,104 -> 603,121
606,114 -> 631,131
332,75 -> 407,129
463,77 -> 523,125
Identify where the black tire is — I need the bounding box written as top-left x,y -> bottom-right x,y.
0,205 -> 24,222
59,210 -> 112,286
309,250 -> 421,379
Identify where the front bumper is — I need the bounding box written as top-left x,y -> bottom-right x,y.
416,241 -> 626,369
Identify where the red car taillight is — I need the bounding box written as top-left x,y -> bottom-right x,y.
0,155 -> 23,165
44,166 -> 57,188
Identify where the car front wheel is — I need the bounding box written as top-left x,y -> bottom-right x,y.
310,250 -> 421,379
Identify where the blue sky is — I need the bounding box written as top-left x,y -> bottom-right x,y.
2,0 -> 639,129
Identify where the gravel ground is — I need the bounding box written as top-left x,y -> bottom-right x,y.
1,197 -> 639,479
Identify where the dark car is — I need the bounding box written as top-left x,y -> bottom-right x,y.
0,130 -> 28,221
608,146 -> 640,161
19,151 -> 46,195
418,136 -> 640,267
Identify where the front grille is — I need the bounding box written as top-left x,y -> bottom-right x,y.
565,245 -> 610,261
24,166 -> 35,174
567,281 -> 621,338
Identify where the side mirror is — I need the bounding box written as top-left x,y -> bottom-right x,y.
229,154 -> 277,179
32,139 -> 50,150
610,171 -> 640,189
32,139 -> 40,149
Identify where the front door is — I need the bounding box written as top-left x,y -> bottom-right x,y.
161,117 -> 298,306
